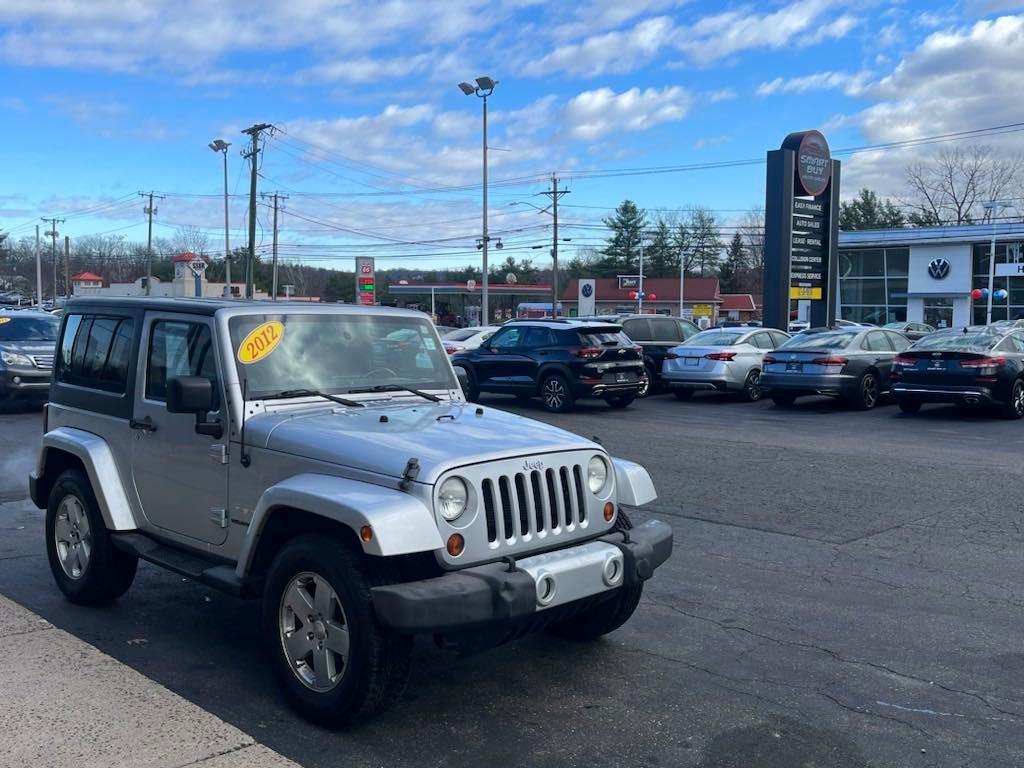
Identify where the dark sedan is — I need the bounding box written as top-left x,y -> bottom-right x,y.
883,321 -> 936,341
761,326 -> 911,410
891,326 -> 1024,419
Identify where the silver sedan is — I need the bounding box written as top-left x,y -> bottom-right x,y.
662,327 -> 791,402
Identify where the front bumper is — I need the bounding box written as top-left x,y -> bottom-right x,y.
1,367 -> 51,397
371,518 -> 672,635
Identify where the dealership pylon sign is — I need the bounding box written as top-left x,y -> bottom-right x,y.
763,130 -> 841,330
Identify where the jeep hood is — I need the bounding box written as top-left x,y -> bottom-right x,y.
243,401 -> 598,484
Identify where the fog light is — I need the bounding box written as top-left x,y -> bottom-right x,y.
603,502 -> 615,522
12,376 -> 20,385
446,533 -> 465,557
359,525 -> 373,543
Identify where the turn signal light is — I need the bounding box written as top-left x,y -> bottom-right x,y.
446,533 -> 465,557
360,525 -> 373,543
603,502 -> 615,522
705,352 -> 736,361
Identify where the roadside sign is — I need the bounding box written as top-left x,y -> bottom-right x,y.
792,216 -> 824,232
692,303 -> 713,317
188,259 -> 207,276
995,262 -> 1024,277
790,286 -> 823,300
355,257 -> 375,305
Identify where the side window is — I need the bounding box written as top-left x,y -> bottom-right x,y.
622,318 -> 651,341
1011,334 -> 1024,353
752,332 -> 774,349
55,314 -> 134,394
678,320 -> 698,340
863,332 -> 893,352
770,331 -> 789,348
146,320 -> 217,402
888,331 -> 911,351
488,327 -> 523,348
650,320 -> 678,342
523,328 -> 555,348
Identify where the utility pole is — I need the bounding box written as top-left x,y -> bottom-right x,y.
41,217 -> 64,301
34,226 -> 42,309
140,192 -> 164,295
241,123 -> 275,299
262,192 -> 287,300
64,236 -> 70,300
539,176 -> 570,317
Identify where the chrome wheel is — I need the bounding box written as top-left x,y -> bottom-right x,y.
54,495 -> 91,580
637,368 -> 652,398
861,374 -> 878,409
279,571 -> 350,693
1014,381 -> 1024,416
745,370 -> 763,401
543,378 -> 566,410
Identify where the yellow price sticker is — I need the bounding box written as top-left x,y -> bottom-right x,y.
0,317 -> 10,325
237,321 -> 285,364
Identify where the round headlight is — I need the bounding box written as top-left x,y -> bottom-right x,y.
588,456 -> 610,495
438,477 -> 469,521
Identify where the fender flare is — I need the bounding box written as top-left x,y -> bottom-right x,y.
611,457 -> 657,506
33,427 -> 138,530
236,473 -> 444,578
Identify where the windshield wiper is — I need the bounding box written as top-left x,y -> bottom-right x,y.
262,389 -> 365,407
347,384 -> 441,402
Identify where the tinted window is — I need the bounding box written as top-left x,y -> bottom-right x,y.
1011,334 -> 1024,353
914,331 -> 999,351
0,314 -> 60,341
887,331 -> 911,351
650,319 -> 679,342
770,331 -> 790,348
523,327 -> 556,347
579,329 -> 630,346
55,314 -> 134,394
683,330 -> 746,346
621,318 -> 651,341
749,333 -> 773,349
489,327 -> 524,348
678,320 -> 698,340
444,328 -> 478,341
146,321 -> 217,402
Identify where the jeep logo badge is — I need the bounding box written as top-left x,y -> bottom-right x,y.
523,459 -> 544,471
928,258 -> 950,280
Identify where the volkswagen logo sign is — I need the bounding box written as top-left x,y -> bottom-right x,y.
928,258 -> 951,280
581,283 -> 594,298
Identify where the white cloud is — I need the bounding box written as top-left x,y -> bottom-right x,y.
551,0 -> 688,39
0,96 -> 27,111
563,85 -> 692,141
693,135 -> 732,150
756,70 -> 869,97
522,16 -> 676,77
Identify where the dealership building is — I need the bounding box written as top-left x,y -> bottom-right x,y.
837,222 -> 1024,329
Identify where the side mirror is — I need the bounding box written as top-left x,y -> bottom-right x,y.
167,376 -> 223,439
167,376 -> 215,414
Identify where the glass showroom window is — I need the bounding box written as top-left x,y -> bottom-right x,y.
839,247 -> 909,324
972,242 -> 1024,324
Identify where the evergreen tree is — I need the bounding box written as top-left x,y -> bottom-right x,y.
645,217 -> 677,278
718,233 -> 747,293
839,188 -> 906,230
600,200 -> 647,275
687,207 -> 723,277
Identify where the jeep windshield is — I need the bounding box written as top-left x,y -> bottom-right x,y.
228,313 -> 458,400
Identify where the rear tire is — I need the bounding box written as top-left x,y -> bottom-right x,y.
605,393 -> 636,409
637,365 -> 654,398
771,392 -> 797,407
541,374 -> 574,413
848,371 -> 880,411
1000,378 -> 1024,420
263,533 -> 412,727
742,370 -> 763,402
898,400 -> 922,414
673,389 -> 694,401
45,469 -> 137,605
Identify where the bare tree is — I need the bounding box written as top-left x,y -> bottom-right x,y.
904,145 -> 1024,226
170,224 -> 210,256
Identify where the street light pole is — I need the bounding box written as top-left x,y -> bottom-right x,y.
209,140 -> 232,298
459,77 -> 498,325
638,240 -> 645,314
984,200 -> 1012,325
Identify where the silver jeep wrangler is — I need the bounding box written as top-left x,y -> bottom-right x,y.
30,297 -> 672,725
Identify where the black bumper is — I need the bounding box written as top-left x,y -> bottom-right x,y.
892,385 -> 996,405
371,519 -> 673,635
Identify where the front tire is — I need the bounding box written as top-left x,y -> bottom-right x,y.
45,469 -> 137,605
1000,378 -> 1024,420
541,374 -> 574,413
263,533 -> 412,727
605,393 -> 636,409
549,512 -> 641,641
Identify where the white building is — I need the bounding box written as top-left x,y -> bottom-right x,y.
71,252 -> 267,300
838,222 -> 1024,329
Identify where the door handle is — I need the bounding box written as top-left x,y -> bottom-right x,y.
129,416 -> 157,433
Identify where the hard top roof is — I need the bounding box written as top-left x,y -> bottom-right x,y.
63,296 -> 427,319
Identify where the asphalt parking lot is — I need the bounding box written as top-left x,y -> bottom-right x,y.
1,392 -> 1023,768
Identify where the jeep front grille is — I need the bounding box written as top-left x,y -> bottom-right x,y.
480,464 -> 587,544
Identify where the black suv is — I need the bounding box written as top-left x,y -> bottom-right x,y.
451,319 -> 645,412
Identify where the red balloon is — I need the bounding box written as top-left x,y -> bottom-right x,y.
971,288 -> 983,300
629,291 -> 637,299
648,293 -> 657,301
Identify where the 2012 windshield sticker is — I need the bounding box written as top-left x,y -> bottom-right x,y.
238,321 -> 285,364
0,317 -> 10,324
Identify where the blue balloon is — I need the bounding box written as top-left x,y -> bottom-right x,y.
981,288 -> 990,299
994,289 -> 1009,301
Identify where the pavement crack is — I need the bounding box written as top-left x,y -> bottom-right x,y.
169,740 -> 256,768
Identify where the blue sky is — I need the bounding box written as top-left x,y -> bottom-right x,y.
2,0 -> 1023,270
